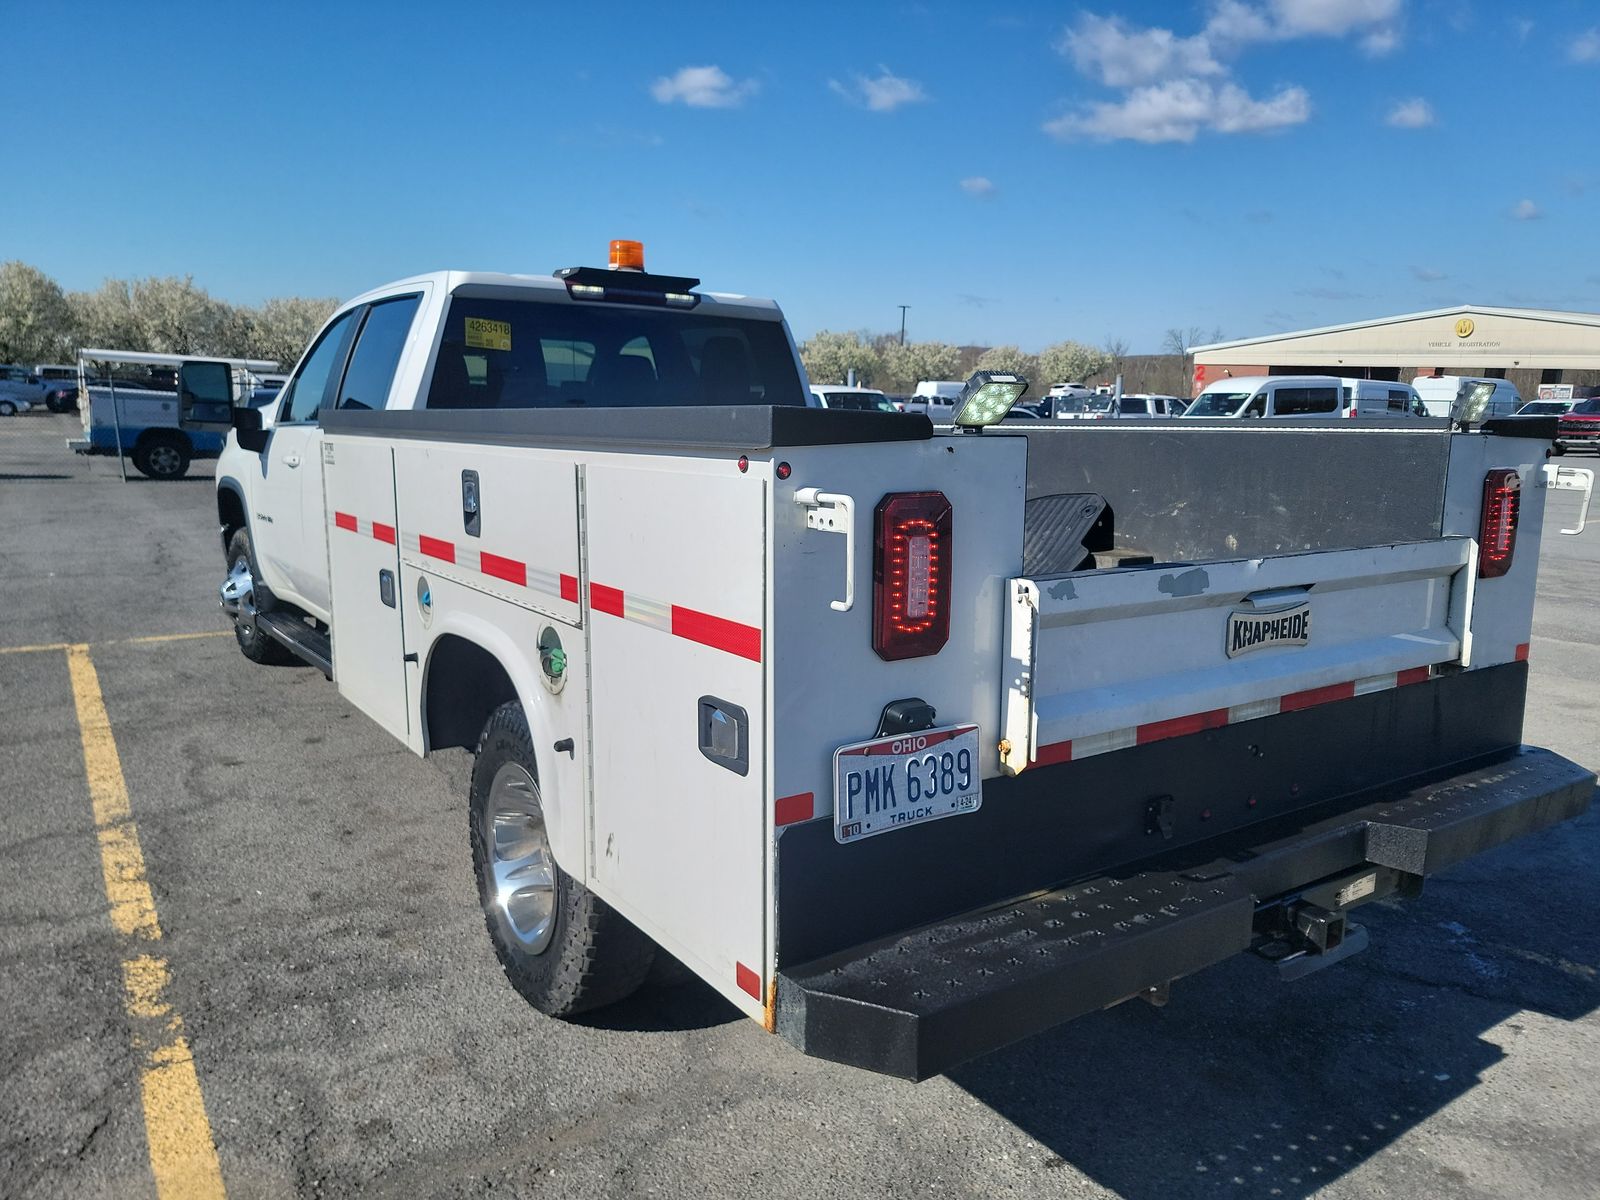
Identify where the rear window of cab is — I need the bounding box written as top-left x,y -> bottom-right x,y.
425,296 -> 805,410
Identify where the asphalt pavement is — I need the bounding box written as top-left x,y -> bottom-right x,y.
1,410 -> 1597,1198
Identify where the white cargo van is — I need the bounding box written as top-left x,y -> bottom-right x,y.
1413,376 -> 1521,421
1340,379 -> 1426,418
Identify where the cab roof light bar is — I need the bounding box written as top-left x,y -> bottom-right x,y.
556,240 -> 701,307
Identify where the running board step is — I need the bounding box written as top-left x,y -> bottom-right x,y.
258,612 -> 332,678
777,869 -> 1255,1081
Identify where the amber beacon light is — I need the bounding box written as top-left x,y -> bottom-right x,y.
609,240 -> 646,271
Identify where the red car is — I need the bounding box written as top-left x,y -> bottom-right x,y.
1557,398 -> 1600,454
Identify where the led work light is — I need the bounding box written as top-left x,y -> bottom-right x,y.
953,371 -> 1030,429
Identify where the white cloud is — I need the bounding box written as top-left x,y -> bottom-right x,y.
1385,98 -> 1435,128
828,67 -> 928,112
1412,266 -> 1447,282
1060,13 -> 1223,87
1513,18 -> 1534,44
1049,4 -> 1398,144
650,65 -> 758,109
1045,79 -> 1309,144
1206,0 -> 1402,50
1572,29 -> 1600,63
1511,198 -> 1542,221
959,176 -> 996,197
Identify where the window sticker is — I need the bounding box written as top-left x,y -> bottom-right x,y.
464,317 -> 512,352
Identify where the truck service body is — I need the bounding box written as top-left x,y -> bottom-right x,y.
184,251 -> 1595,1080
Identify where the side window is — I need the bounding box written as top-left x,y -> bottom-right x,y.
1273,387 -> 1339,415
278,310 -> 358,424
336,295 -> 422,411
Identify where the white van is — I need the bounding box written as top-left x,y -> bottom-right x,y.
905,379 -> 965,422
1412,375 -> 1522,421
1184,376 -> 1425,420
1340,379 -> 1426,418
1181,376 -> 1341,419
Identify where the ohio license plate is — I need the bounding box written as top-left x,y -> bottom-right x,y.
833,724 -> 981,844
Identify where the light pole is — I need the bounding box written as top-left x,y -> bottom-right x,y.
898,305 -> 910,346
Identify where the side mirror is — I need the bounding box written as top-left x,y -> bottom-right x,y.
232,405 -> 269,453
178,360 -> 234,430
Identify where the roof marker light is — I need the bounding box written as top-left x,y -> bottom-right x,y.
610,239 -> 645,271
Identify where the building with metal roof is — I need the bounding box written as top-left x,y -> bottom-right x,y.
1190,305 -> 1600,398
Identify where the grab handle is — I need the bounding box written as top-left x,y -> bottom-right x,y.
793,488 -> 855,612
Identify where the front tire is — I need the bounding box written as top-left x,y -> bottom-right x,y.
0,401 -> 15,416
224,529 -> 291,664
470,701 -> 654,1016
131,431 -> 191,479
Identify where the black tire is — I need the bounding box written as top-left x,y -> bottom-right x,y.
470,701 -> 654,1016
0,400 -> 15,417
131,431 -> 191,480
225,529 -> 292,664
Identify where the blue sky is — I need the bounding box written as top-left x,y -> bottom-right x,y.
4,0 -> 1598,352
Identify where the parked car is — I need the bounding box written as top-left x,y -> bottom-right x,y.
0,364 -> 45,411
1114,393 -> 1186,418
1517,400 -> 1576,416
1556,397 -> 1600,454
807,385 -> 899,414
903,379 -> 965,422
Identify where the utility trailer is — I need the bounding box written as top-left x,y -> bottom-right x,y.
184,254 -> 1596,1080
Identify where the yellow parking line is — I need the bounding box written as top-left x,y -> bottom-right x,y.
65,644 -> 227,1199
120,631 -> 231,646
0,630 -> 228,655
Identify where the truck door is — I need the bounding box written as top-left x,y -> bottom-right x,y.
254,309 -> 359,614
583,459 -> 768,1009
323,436 -> 411,741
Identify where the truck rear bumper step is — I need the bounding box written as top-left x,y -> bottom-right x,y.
776,746 -> 1594,1081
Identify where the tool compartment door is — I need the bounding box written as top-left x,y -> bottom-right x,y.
323,436 -> 412,743
1001,537 -> 1475,774
584,458 -> 767,1012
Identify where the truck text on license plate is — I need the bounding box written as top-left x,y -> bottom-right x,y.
833,724 -> 982,844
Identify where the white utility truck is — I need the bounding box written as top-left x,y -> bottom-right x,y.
180,243 -> 1596,1080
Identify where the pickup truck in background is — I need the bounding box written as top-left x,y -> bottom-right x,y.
68,349 -> 279,478
180,243 -> 1595,1080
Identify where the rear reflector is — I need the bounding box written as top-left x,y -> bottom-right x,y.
1479,469 -> 1521,579
873,492 -> 953,661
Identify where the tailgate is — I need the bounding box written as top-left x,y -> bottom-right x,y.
1001,537 -> 1476,774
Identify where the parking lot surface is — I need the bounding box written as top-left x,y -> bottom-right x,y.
2,411 -> 1597,1199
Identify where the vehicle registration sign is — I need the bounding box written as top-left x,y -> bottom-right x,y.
833,724 -> 981,844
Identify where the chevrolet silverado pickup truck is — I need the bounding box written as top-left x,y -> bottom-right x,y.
178,242 -> 1596,1080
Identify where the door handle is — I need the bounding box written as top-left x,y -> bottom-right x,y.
284,454 -> 301,468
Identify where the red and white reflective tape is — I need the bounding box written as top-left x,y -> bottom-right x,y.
588,581 -> 763,663
330,512 -> 578,606
329,512 -> 760,662
1031,665 -> 1437,767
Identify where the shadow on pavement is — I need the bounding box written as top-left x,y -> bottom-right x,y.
577,953 -> 743,1034
949,800 -> 1600,1198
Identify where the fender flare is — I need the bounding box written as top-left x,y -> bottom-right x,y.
419,611 -> 585,884
216,476 -> 249,557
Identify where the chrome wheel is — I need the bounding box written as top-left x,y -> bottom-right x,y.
485,763 -> 556,953
221,557 -> 257,635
